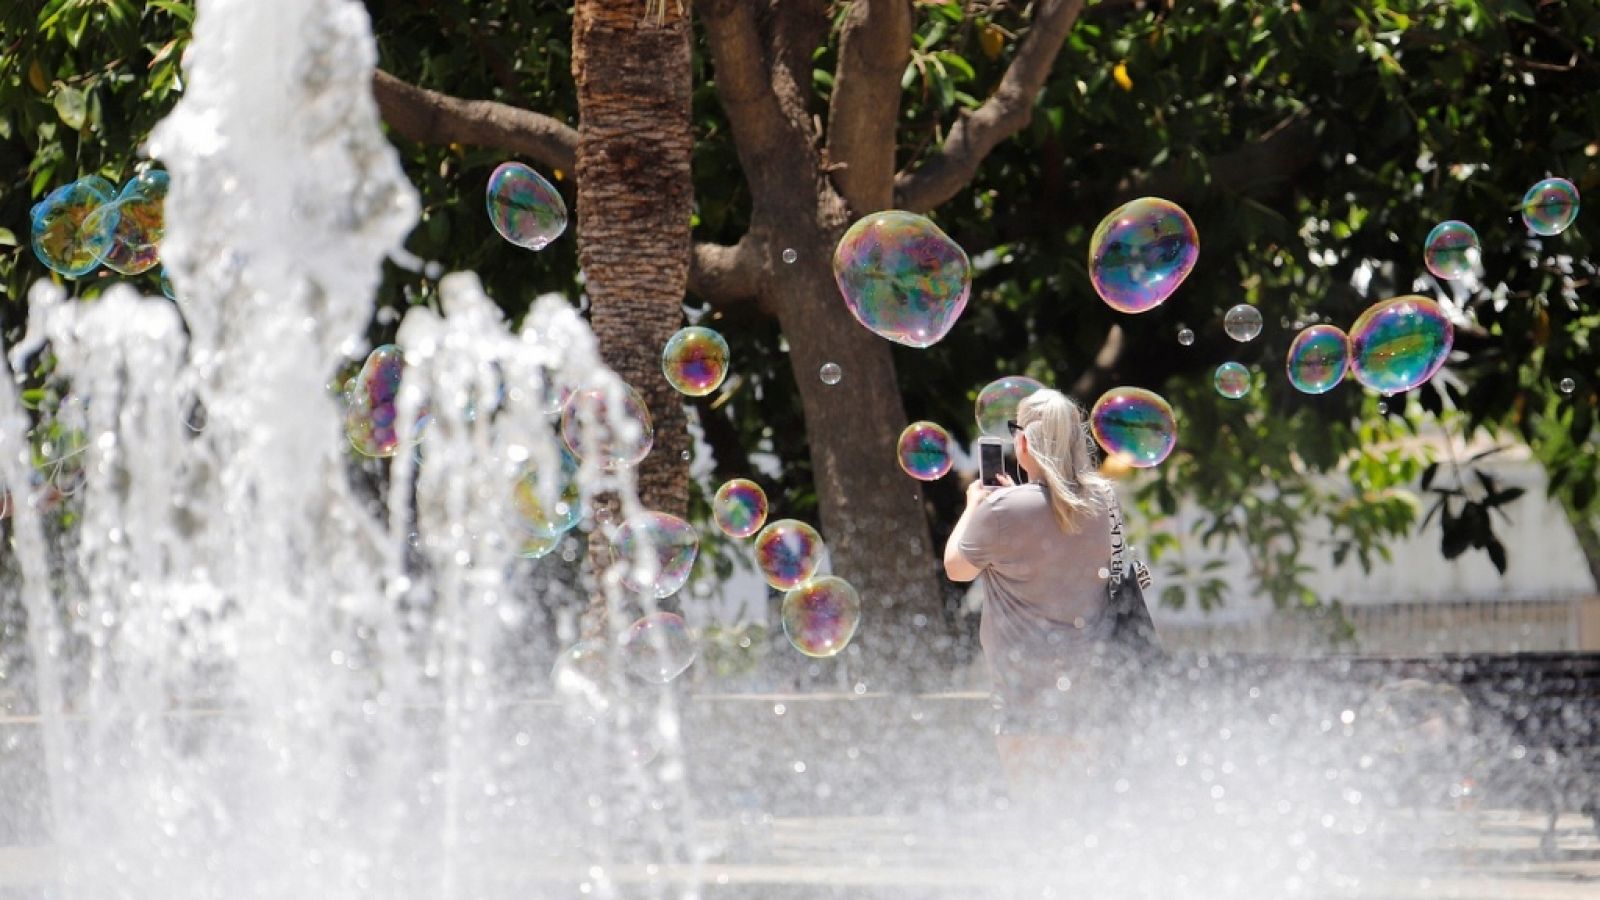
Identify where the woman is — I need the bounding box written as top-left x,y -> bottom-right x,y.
943,388 -> 1119,791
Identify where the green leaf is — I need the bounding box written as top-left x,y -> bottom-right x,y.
53,85 -> 87,130
148,0 -> 195,24
0,227 -> 15,248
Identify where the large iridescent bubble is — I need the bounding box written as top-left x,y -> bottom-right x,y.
620,612 -> 697,684
1089,387 -> 1177,468
974,376 -> 1044,438
897,421 -> 953,481
661,326 -> 730,397
614,511 -> 699,599
1285,324 -> 1350,395
1088,197 -> 1199,313
1521,178 -> 1580,237
1214,362 -> 1250,399
712,478 -> 768,539
1423,220 -> 1479,281
832,210 -> 971,348
30,176 -> 116,278
486,162 -> 567,250
345,345 -> 421,458
85,169 -> 169,275
781,577 -> 862,658
1348,295 -> 1454,395
753,519 -> 824,591
559,384 -> 654,469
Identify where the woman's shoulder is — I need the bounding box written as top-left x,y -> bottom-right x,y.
984,482 -> 1048,511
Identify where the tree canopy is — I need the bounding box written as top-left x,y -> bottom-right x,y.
1,0 -> 1596,671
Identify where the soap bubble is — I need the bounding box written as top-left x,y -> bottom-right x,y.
781,576 -> 862,658
782,247 -> 798,264
512,452 -> 582,541
1177,327 -> 1195,346
754,519 -> 824,591
621,612 -> 697,684
819,363 -> 842,385
1214,362 -> 1250,399
86,169 -> 168,275
661,326 -> 730,397
345,345 -> 422,458
897,420 -> 954,481
519,532 -> 561,560
832,209 -> 972,348
1089,387 -> 1177,468
1559,377 -> 1576,394
613,511 -> 699,599
30,176 -> 116,278
560,383 -> 654,469
1088,197 -> 1199,313
1224,304 -> 1263,342
1285,325 -> 1350,395
1348,295 -> 1454,394
486,162 -> 567,250
158,267 -> 176,300
975,376 -> 1044,438
1521,178 -> 1579,236
552,640 -> 613,722
1423,220 -> 1479,281
713,478 -> 768,539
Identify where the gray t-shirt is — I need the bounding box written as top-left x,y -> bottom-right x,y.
958,482 -> 1114,705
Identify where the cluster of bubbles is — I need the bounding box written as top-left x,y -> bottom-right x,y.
486,162 -> 567,251
661,326 -> 730,397
832,210 -> 972,348
1090,387 -> 1178,469
30,170 -> 168,280
1089,197 -> 1200,314
896,421 -> 954,481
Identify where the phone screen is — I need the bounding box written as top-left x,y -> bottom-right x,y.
979,440 -> 1005,487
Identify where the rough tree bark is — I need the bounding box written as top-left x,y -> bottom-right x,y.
571,0 -> 694,518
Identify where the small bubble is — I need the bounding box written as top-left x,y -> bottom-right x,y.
781,247 -> 798,264
819,362 -> 843,386
1559,377 -> 1576,394
1177,327 -> 1195,346
680,450 -> 691,461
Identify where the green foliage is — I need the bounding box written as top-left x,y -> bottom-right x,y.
1,0 -> 1595,621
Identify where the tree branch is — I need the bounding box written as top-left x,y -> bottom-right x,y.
893,0 -> 1085,214
825,0 -> 912,213
699,0 -> 801,179
689,236 -> 762,310
371,69 -> 576,172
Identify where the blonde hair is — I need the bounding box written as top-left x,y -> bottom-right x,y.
1015,389 -> 1111,533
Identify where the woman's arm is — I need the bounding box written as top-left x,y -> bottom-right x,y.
943,478 -> 994,582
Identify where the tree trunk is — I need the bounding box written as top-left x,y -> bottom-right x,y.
768,234 -> 948,689
572,0 -> 693,519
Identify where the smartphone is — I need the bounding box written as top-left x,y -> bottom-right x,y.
978,437 -> 1005,487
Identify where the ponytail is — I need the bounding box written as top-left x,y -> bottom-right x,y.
1015,390 -> 1111,533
